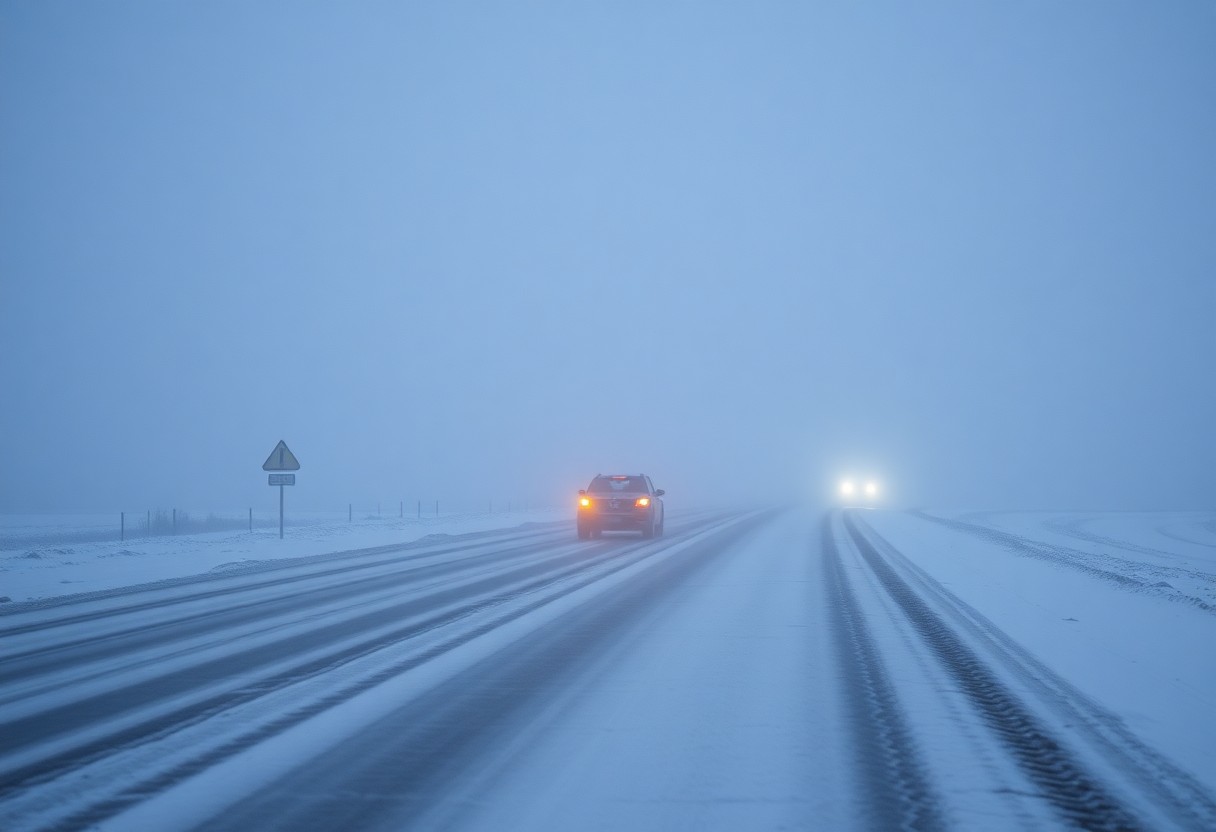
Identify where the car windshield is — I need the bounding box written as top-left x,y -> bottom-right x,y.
588,476 -> 647,494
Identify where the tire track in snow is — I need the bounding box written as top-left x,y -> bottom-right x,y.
854,515 -> 1216,831
821,513 -> 945,830
844,511 -> 1143,831
912,511 -> 1216,614
1041,515 -> 1201,562
0,530 -> 575,683
48,512 -> 775,832
1153,522 -> 1216,550
0,526 -> 570,637
0,523 -> 708,798
0,514 -> 746,828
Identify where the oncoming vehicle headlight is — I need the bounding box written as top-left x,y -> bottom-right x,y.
865,481 -> 878,497
635,497 -> 650,507
840,480 -> 855,497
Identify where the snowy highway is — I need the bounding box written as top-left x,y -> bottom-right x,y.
2,508 -> 1214,831
7,5 -> 1214,830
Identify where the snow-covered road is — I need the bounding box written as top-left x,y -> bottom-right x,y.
1,508 -> 1213,830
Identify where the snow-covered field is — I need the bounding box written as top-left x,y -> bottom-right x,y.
1,506 -> 1213,830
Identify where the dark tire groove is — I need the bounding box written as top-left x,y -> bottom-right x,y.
821,513 -> 945,831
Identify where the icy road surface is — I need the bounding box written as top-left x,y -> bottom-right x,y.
1,508 -> 1214,830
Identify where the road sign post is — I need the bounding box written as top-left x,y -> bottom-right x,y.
262,441 -> 301,540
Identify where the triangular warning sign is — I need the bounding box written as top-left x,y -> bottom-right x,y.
262,440 -> 301,471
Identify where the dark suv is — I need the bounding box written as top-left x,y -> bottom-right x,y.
577,474 -> 665,539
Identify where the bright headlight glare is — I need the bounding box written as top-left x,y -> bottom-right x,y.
579,497 -> 590,507
865,482 -> 878,496
840,480 -> 855,496
636,497 -> 650,507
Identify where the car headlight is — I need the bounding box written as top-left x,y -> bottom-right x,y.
840,480 -> 855,497
865,482 -> 878,497
635,497 -> 650,507
579,497 -> 591,507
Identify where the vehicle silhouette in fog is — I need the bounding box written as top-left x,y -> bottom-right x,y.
839,477 -> 881,505
577,474 -> 665,539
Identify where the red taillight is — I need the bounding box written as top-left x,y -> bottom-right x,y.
635,497 -> 650,507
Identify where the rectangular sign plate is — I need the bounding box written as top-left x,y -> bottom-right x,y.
268,474 -> 296,486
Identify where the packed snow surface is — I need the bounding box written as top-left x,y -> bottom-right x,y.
0,507 -> 1213,831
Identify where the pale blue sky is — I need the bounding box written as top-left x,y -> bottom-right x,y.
2,1 -> 1213,512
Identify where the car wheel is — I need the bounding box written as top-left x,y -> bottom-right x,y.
577,524 -> 590,540
641,518 -> 654,539
591,527 -> 602,538
657,516 -> 664,537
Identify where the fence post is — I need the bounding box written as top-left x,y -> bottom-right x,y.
121,511 -> 125,542
399,500 -> 403,518
147,509 -> 150,534
248,507 -> 252,533
417,500 -> 420,519
173,508 -> 177,535
435,500 -> 438,518
348,503 -> 352,523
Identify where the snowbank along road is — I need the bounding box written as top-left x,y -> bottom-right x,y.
1,507 -> 1213,830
